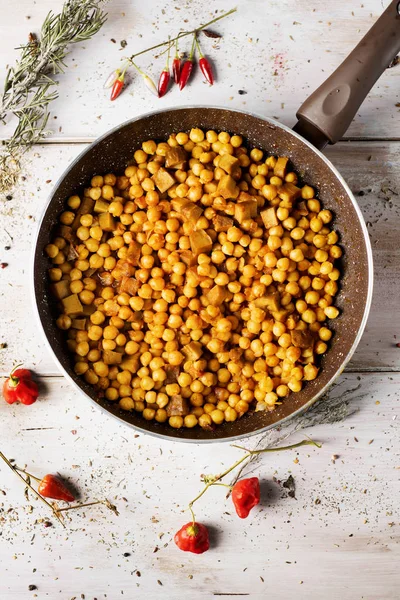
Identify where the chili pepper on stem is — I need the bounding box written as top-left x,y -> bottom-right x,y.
2,365 -> 38,405
158,41 -> 171,97
174,439 -> 321,553
131,62 -> 158,97
110,67 -> 127,101
0,451 -> 118,526
179,34 -> 196,91
196,37 -> 214,85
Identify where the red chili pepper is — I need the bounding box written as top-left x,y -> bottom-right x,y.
158,42 -> 171,97
199,56 -> 214,85
174,522 -> 210,554
179,35 -> 196,91
38,474 -> 75,502
196,37 -> 214,85
231,477 -> 260,518
158,69 -> 170,97
172,57 -> 181,84
110,72 -> 125,101
2,366 -> 38,405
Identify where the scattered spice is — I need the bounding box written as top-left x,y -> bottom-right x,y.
203,29 -> 221,38
28,585 -> 37,591
282,475 -> 296,498
120,39 -> 127,48
0,262 -> 8,269
238,89 -> 247,95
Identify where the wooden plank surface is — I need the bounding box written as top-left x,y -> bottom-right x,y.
1,0 -> 399,142
0,372 -> 399,599
1,141 -> 399,375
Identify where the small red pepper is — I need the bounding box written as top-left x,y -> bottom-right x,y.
196,37 -> 214,85
2,366 -> 38,405
110,71 -> 125,101
158,42 -> 171,97
38,474 -> 75,502
231,477 -> 260,519
172,57 -> 181,84
174,522 -> 210,554
199,57 -> 214,85
179,35 -> 196,91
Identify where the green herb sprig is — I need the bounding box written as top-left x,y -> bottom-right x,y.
0,0 -> 108,193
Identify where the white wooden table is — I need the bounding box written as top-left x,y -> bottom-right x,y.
1,2 -> 399,598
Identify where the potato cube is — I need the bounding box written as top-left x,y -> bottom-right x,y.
260,207 -> 278,229
171,198 -> 190,212
152,167 -> 175,193
56,225 -> 74,242
98,212 -> 116,231
274,157 -> 289,179
126,242 -> 141,266
235,200 -> 257,224
189,230 -> 212,255
81,304 -> 96,316
212,214 -> 234,232
279,183 -> 301,203
71,318 -> 87,330
94,199 -> 110,213
182,341 -> 203,361
119,276 -> 140,296
181,202 -> 203,222
165,147 -> 187,168
50,279 -> 71,300
103,350 -> 123,365
179,250 -> 197,267
206,285 -> 227,305
291,329 -> 314,349
219,154 -> 240,177
217,174 -> 238,199
61,294 -> 83,315
120,357 -> 140,373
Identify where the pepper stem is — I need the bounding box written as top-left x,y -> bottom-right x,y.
9,363 -> 23,386
189,34 -> 196,60
165,38 -> 171,69
128,8 -> 236,62
195,36 -> 204,58
0,451 -> 65,527
15,466 -> 41,483
187,439 -> 321,522
175,35 -> 179,58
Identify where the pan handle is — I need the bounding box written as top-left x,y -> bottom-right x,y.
293,0 -> 400,150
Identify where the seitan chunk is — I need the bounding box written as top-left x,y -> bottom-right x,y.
166,395 -> 189,417
111,259 -> 134,280
103,350 -> 123,365
219,154 -> 240,177
56,225 -> 74,242
165,147 -> 187,168
61,294 -> 83,315
235,199 -> 258,224
182,341 -> 203,361
217,174 -> 238,199
189,230 -> 212,256
119,276 -> 140,295
260,207 -> 278,229
254,290 -> 280,312
274,156 -> 289,179
50,279 -> 71,300
291,329 -> 314,349
212,214 -> 234,232
152,167 -> 175,193
98,212 -> 116,231
171,198 -> 190,212
206,285 -> 227,305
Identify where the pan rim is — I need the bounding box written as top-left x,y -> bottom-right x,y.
31,105 -> 374,444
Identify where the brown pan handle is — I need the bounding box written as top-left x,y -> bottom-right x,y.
293,0 -> 400,149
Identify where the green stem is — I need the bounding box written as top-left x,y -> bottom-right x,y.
187,439 -> 320,524
189,34 -> 196,60
195,36 -> 204,58
0,451 -> 65,527
128,8 -> 237,62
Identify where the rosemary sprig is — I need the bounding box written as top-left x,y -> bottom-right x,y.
0,0 -> 108,194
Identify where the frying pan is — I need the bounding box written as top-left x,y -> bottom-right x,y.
33,1 -> 400,442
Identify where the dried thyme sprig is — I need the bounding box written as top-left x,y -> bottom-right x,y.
0,0 -> 108,193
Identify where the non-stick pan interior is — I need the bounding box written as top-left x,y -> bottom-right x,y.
33,107 -> 371,441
